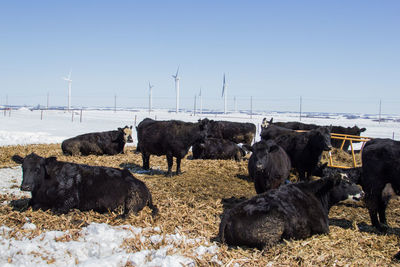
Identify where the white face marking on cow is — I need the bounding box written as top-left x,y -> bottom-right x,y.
123,128 -> 133,143
347,193 -> 363,201
261,118 -> 270,129
340,173 -> 348,179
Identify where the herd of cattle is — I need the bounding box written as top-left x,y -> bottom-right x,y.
10,117 -> 400,257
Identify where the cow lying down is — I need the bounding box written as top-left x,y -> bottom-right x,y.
218,175 -> 363,249
12,153 -> 158,217
62,126 -> 133,156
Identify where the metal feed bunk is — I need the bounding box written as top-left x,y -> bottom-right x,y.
328,133 -> 371,169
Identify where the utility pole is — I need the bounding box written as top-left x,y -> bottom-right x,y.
250,96 -> 253,119
379,99 -> 382,124
193,94 -> 197,116
299,96 -> 302,121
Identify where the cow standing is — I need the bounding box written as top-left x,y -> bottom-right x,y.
361,138 -> 400,231
62,126 -> 133,156
12,153 -> 158,217
192,138 -> 246,161
263,118 -> 366,151
207,120 -> 256,145
218,175 -> 363,249
261,125 -> 332,181
136,118 -> 209,176
247,140 -> 291,194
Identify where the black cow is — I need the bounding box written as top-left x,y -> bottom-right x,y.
192,138 -> 246,162
361,138 -> 400,231
313,162 -> 362,184
263,118 -> 366,151
137,118 -> 209,176
12,153 -> 158,217
62,126 -> 133,156
261,125 -> 332,181
218,175 -> 363,249
247,140 -> 291,194
207,120 -> 256,145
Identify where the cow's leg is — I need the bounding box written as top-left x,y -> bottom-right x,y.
166,154 -> 173,177
142,153 -> 150,170
365,194 -> 386,231
298,170 -> 306,181
378,197 -> 389,226
176,157 -> 182,175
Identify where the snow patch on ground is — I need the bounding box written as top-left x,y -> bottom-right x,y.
0,222 -> 220,267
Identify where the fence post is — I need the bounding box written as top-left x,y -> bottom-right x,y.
71,110 -> 74,122
80,109 -> 83,123
134,115 -> 137,127
41,110 -> 43,120
393,132 -> 395,140
8,109 -> 11,117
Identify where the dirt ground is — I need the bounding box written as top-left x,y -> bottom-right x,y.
1,144 -> 399,266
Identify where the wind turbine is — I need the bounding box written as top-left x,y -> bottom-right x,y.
222,73 -> 227,114
62,70 -> 72,111
148,81 -> 154,113
172,66 -> 180,113
199,88 -> 203,115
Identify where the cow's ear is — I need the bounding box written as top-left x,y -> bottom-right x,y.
12,155 -> 24,164
269,118 -> 273,124
360,127 -> 366,132
45,157 -> 57,164
129,125 -> 133,129
242,144 -> 253,153
118,127 -> 122,131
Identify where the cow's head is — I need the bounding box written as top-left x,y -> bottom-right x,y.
119,126 -> 133,143
311,126 -> 332,151
261,118 -> 273,129
328,175 -> 364,206
351,125 -> 366,135
12,153 -> 56,192
197,118 -> 211,141
249,140 -> 280,172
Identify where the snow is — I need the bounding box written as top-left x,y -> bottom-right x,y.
0,108 -> 399,266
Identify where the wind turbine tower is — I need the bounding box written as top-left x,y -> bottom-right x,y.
172,66 -> 180,113
149,82 -> 154,113
222,73 -> 227,114
199,88 -> 203,115
62,71 -> 72,111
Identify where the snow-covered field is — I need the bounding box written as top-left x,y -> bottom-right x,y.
0,108 -> 399,266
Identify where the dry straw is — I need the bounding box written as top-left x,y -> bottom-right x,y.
1,144 -> 399,266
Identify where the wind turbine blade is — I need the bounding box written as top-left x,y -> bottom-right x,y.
175,66 -> 179,77
68,70 -> 72,80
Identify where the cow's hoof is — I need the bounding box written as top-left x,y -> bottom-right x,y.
165,172 -> 173,177
376,223 -> 389,232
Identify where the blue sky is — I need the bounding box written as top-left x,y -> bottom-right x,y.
1,1 -> 399,114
